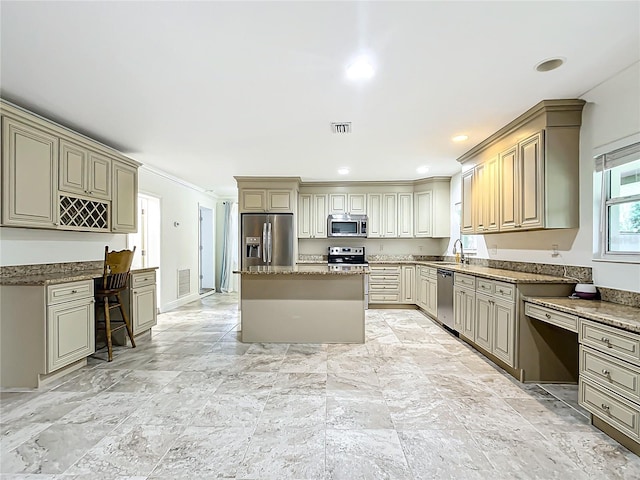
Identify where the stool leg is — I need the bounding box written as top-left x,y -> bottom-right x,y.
104,296 -> 113,362
117,292 -> 136,349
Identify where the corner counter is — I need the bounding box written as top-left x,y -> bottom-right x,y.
234,265 -> 367,343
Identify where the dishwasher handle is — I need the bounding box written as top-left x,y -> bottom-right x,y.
437,269 -> 453,278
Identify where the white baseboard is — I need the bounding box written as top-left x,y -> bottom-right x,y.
160,289 -> 218,313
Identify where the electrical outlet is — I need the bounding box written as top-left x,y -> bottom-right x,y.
419,245 -> 423,252
379,244 -> 384,252
490,245 -> 498,255
552,244 -> 559,257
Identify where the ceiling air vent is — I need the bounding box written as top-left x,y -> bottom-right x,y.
331,122 -> 352,134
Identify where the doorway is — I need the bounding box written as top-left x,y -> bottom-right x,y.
199,205 -> 215,294
128,193 -> 161,307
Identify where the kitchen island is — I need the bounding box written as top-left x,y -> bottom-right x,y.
234,264 -> 368,343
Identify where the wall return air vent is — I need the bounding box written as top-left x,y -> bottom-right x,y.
331,122 -> 352,134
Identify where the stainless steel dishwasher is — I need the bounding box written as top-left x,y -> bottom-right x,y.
437,269 -> 454,329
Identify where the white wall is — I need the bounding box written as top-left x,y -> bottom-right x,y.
0,227 -> 126,266
137,166 -> 218,311
448,61 -> 640,292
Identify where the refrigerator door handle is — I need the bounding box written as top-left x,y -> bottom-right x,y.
267,222 -> 273,263
262,223 -> 267,261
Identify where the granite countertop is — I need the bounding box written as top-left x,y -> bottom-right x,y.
234,265 -> 369,275
0,267 -> 158,286
368,260 -> 576,284
525,296 -> 640,334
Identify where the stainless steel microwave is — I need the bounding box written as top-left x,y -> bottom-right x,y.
327,214 -> 368,237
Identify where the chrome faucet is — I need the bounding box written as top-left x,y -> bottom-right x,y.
453,239 -> 465,264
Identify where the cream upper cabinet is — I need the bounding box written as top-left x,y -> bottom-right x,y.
367,193 -> 397,238
414,191 -> 432,237
1,117 -> 59,228
397,193 -> 413,237
59,139 -> 111,200
328,193 -> 366,215
298,193 -> 327,238
239,188 -> 294,213
112,160 -> 137,233
241,189 -> 267,211
457,99 -> 583,233
461,169 -> 474,234
500,132 -> 544,231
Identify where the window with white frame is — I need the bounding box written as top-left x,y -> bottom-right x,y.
597,142 -> 640,258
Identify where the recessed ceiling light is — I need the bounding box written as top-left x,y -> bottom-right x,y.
338,167 -> 350,175
416,166 -> 429,175
346,56 -> 375,81
452,134 -> 469,142
535,57 -> 565,72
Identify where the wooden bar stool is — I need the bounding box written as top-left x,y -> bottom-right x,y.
95,246 -> 136,361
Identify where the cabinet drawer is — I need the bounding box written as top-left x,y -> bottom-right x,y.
131,271 -> 156,288
369,265 -> 400,274
370,293 -> 400,303
47,280 -> 94,305
369,283 -> 399,292
421,267 -> 437,279
492,281 -> 515,302
525,302 -> 578,333
369,274 -> 400,284
581,346 -> 640,402
476,278 -> 494,294
454,273 -> 475,288
580,319 -> 640,365
580,377 -> 640,440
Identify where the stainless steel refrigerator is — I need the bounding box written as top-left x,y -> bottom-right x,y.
241,213 -> 295,268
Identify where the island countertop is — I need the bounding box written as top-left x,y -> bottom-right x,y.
234,264 -> 369,275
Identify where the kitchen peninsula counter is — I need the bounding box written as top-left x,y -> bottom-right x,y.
234,265 -> 367,343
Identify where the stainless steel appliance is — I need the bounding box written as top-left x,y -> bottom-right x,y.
327,214 -> 368,238
328,246 -> 369,308
437,269 -> 454,329
242,213 -> 294,268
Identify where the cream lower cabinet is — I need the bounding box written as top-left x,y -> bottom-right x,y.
1,117 -> 59,228
0,280 -> 95,388
415,266 -> 437,317
368,265 -> 400,304
579,319 -> 640,453
401,265 -> 416,304
473,279 -> 516,367
130,271 -> 157,335
454,273 -> 476,339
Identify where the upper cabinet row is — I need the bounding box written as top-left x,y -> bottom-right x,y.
1,101 -> 139,233
458,99 -> 585,234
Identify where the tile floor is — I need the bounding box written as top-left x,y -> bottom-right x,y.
2,293 -> 640,479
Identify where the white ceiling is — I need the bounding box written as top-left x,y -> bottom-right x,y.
1,1 -> 639,196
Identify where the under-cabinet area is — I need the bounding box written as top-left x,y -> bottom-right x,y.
0,266 -> 157,388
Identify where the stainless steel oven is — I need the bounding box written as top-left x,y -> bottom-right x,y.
327,214 -> 368,238
328,246 -> 369,308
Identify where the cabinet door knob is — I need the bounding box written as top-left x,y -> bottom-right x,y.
601,369 -> 610,376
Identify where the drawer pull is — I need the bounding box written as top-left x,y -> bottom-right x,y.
481,285 -> 488,289
545,313 -> 551,319
71,289 -> 78,294
498,289 -> 504,294
601,337 -> 612,346
601,369 -> 610,376
601,403 -> 610,412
